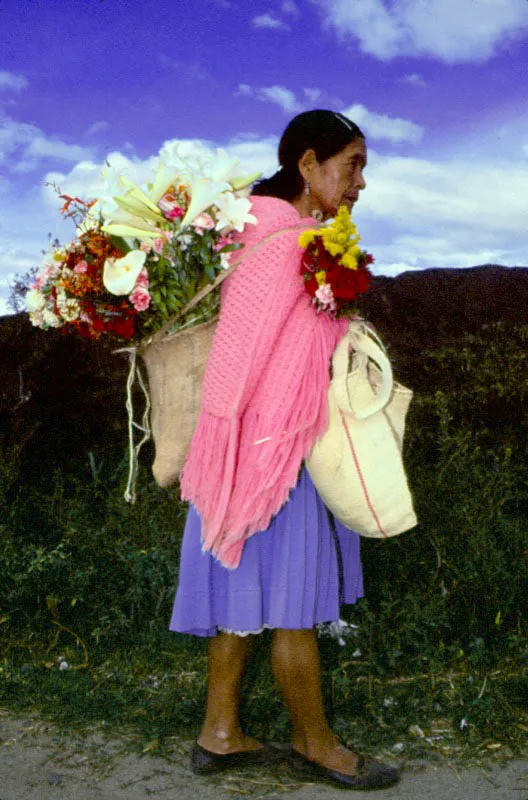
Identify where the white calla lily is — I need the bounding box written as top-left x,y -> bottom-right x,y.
103,250 -> 147,295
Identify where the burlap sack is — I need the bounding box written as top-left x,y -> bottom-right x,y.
137,222 -> 315,491
141,317 -> 217,488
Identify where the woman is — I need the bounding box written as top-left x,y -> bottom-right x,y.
170,110 -> 400,790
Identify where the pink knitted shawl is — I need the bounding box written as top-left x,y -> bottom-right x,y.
180,196 -> 348,568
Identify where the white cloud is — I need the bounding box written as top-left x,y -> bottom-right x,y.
352,148 -> 528,272
2,117 -> 528,317
252,13 -> 289,30
0,71 -> 29,91
359,152 -> 528,234
40,135 -> 279,216
84,121 -> 109,137
402,72 -> 428,89
343,103 -> 424,144
281,0 -> 299,13
0,118 -> 94,172
237,83 -> 304,113
42,150 -> 160,210
313,0 -> 528,63
237,83 -> 253,96
159,54 -> 209,80
304,87 -> 322,104
259,86 -> 303,113
223,135 -> 279,176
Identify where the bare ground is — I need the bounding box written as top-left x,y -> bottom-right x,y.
0,711 -> 527,800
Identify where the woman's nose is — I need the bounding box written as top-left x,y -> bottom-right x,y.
355,170 -> 366,191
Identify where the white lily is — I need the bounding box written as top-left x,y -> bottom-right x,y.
102,222 -> 161,240
180,176 -> 231,229
148,158 -> 189,204
114,176 -> 164,220
208,148 -> 241,183
215,194 -> 257,233
229,171 -> 262,192
103,250 -> 147,295
202,149 -> 260,192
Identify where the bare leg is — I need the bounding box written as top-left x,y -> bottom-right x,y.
198,631 -> 263,754
272,628 -> 361,775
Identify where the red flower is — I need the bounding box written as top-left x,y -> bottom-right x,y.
108,316 -> 136,340
326,264 -> 371,302
304,276 -> 318,297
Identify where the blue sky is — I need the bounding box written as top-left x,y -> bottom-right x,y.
1,0 -> 527,314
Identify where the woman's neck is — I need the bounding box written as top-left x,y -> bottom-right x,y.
291,194 -> 325,221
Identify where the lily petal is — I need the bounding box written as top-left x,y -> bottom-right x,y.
229,172 -> 262,191
103,250 -> 147,295
180,176 -> 230,229
113,195 -> 164,225
102,223 -> 160,240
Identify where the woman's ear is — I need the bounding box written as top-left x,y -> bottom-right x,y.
297,149 -> 318,182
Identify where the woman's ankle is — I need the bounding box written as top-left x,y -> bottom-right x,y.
198,726 -> 262,754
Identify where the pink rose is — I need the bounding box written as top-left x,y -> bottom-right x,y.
74,260 -> 88,274
129,286 -> 151,312
192,212 -> 215,235
152,238 -> 165,255
159,192 -> 184,219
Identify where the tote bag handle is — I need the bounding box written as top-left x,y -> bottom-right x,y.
332,321 -> 394,420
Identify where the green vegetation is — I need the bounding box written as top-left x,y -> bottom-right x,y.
1,322 -> 527,762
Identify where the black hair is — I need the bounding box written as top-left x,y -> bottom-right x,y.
252,110 -> 364,201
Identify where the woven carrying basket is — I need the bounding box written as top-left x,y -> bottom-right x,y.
136,223 -> 310,490
141,317 -> 217,488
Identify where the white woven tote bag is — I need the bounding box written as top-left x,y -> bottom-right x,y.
306,320 -> 417,538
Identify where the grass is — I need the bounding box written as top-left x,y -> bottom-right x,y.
1,324 -> 527,767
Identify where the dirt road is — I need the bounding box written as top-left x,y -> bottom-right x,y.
1,712 -> 526,799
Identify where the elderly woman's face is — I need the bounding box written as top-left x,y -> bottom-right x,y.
309,139 -> 367,218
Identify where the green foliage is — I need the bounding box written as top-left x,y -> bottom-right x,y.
0,324 -> 527,755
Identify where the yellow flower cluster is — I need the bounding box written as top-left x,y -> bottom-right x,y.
298,205 -> 362,270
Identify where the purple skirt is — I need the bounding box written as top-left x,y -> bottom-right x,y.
169,468 -> 363,637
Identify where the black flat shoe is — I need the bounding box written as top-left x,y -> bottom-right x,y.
290,749 -> 400,790
190,742 -> 285,775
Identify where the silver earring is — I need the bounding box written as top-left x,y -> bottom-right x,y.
305,180 -> 310,197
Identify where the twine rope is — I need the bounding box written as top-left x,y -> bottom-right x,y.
116,346 -> 152,503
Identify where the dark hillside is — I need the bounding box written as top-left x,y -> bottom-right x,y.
1,265 -> 527,479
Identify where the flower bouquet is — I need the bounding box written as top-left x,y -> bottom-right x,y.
299,205 -> 374,317
26,149 -> 260,342
24,148 -> 261,500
